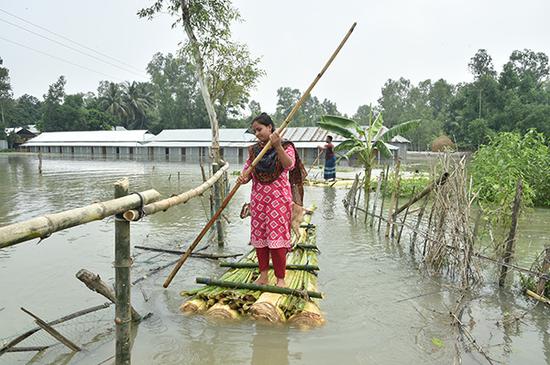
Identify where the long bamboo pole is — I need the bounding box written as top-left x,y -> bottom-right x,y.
163,22 -> 357,288
0,189 -> 160,249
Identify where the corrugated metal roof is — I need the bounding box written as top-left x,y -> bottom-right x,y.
390,135 -> 411,143
24,130 -> 152,145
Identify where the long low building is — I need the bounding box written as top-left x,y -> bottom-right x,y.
23,127 -> 405,164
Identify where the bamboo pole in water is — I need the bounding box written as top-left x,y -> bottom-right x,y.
536,247 -> 550,295
370,172 -> 383,227
123,162 -> 228,221
114,179 -> 132,365
212,162 -> 224,246
377,165 -> 390,232
0,189 -> 161,249
163,22 -> 357,288
385,159 -> 400,237
499,178 -> 522,287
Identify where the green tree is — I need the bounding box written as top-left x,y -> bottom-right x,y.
139,0 -> 264,166
98,81 -> 128,124
471,130 -> 550,215
122,81 -> 156,129
319,113 -> 419,216
0,57 -> 13,134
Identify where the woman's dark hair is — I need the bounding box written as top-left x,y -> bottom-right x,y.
327,135 -> 333,142
252,112 -> 275,132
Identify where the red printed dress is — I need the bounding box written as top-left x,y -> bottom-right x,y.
243,145 -> 296,249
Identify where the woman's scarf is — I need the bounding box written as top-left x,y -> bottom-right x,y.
247,140 -> 307,204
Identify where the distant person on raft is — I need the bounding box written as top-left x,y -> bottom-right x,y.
319,135 -> 336,181
237,112 -> 306,288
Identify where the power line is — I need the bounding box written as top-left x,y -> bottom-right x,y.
0,7 -> 145,75
0,35 -> 123,81
0,17 -> 148,79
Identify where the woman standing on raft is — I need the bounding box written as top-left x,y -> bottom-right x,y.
319,135 -> 336,181
237,113 -> 305,288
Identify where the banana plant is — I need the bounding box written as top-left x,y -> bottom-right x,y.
318,113 -> 420,217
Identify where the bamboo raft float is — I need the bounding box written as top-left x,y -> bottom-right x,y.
180,209 -> 325,329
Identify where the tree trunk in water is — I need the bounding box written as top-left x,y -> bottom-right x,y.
180,0 -> 224,244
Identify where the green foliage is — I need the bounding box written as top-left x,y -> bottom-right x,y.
519,274 -> 549,298
471,130 -> 550,209
383,175 -> 430,197
274,87 -> 342,126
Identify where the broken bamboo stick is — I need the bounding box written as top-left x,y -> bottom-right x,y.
20,307 -> 81,352
393,172 -> 449,217
0,302 -> 110,356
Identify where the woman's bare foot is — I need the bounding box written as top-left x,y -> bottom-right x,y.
254,271 -> 268,286
275,278 -> 286,288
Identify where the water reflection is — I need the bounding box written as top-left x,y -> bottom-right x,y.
321,187 -> 336,220
251,324 -> 289,365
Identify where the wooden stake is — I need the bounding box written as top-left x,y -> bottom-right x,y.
499,178 -> 522,287
370,172 -> 383,227
410,195 -> 430,254
397,186 -> 415,244
38,152 -> 42,174
114,178 -> 132,365
212,162 -> 224,247
20,307 -> 81,352
163,22 -> 357,288
536,247 -> 550,295
377,165 -> 390,232
385,159 -> 400,237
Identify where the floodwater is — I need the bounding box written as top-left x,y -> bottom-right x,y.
0,153 -> 549,365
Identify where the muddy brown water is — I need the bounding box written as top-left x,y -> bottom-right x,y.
0,154 -> 549,365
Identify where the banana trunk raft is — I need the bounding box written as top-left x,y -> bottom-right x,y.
180,210 -> 324,329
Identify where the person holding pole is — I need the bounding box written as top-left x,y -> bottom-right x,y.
237,113 -> 306,288
319,135 -> 336,181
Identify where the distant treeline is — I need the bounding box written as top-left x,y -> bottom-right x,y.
0,48 -> 548,151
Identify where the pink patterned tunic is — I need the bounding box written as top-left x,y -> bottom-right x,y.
243,145 -> 296,249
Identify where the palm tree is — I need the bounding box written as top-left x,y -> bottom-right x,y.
122,81 -> 155,129
100,82 -> 128,125
318,113 -> 419,216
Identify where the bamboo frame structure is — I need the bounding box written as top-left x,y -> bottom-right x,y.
123,162 -> 229,221
0,189 -> 161,248
163,22 -> 357,288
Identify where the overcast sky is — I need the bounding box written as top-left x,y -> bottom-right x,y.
1,0 -> 549,116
